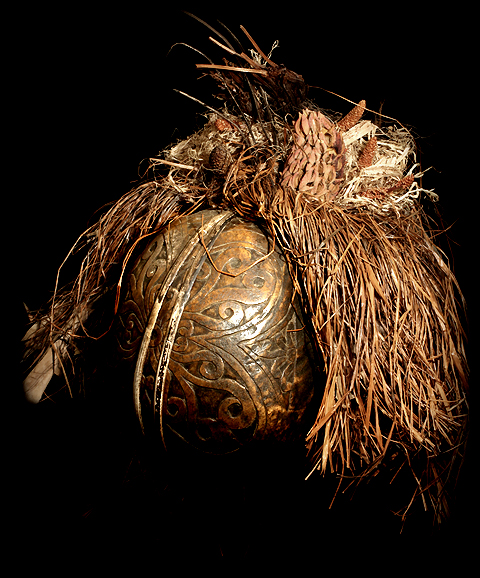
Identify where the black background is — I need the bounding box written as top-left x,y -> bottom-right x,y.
11,4 -> 477,566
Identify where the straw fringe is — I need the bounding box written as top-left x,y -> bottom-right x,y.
220,120 -> 468,522
22,181 -> 186,400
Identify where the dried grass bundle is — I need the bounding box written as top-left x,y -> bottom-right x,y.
21,16 -> 469,522
22,182 -> 185,401
268,189 -> 468,521
221,127 -> 468,521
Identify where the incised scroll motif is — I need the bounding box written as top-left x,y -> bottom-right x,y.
117,210 -> 314,453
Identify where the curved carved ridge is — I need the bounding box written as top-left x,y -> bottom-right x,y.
117,211 -> 314,453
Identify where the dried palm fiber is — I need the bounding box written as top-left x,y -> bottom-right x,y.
21,16 -> 468,523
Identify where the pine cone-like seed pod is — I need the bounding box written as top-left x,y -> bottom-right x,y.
209,145 -> 230,173
388,174 -> 414,193
363,174 -> 415,198
337,100 -> 366,132
281,109 -> 346,200
357,136 -> 377,169
214,118 -> 232,132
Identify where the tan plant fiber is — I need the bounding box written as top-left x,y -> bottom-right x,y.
222,139 -> 468,521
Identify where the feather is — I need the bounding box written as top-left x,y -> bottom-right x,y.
22,303 -> 92,402
23,345 -> 60,403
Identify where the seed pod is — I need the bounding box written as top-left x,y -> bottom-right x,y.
386,174 -> 414,193
209,144 -> 230,173
357,136 -> 377,169
214,118 -> 232,132
281,109 -> 346,200
337,100 -> 366,132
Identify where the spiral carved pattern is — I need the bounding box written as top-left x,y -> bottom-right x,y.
116,210 -> 314,453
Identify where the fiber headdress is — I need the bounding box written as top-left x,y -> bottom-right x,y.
22,16 -> 469,524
